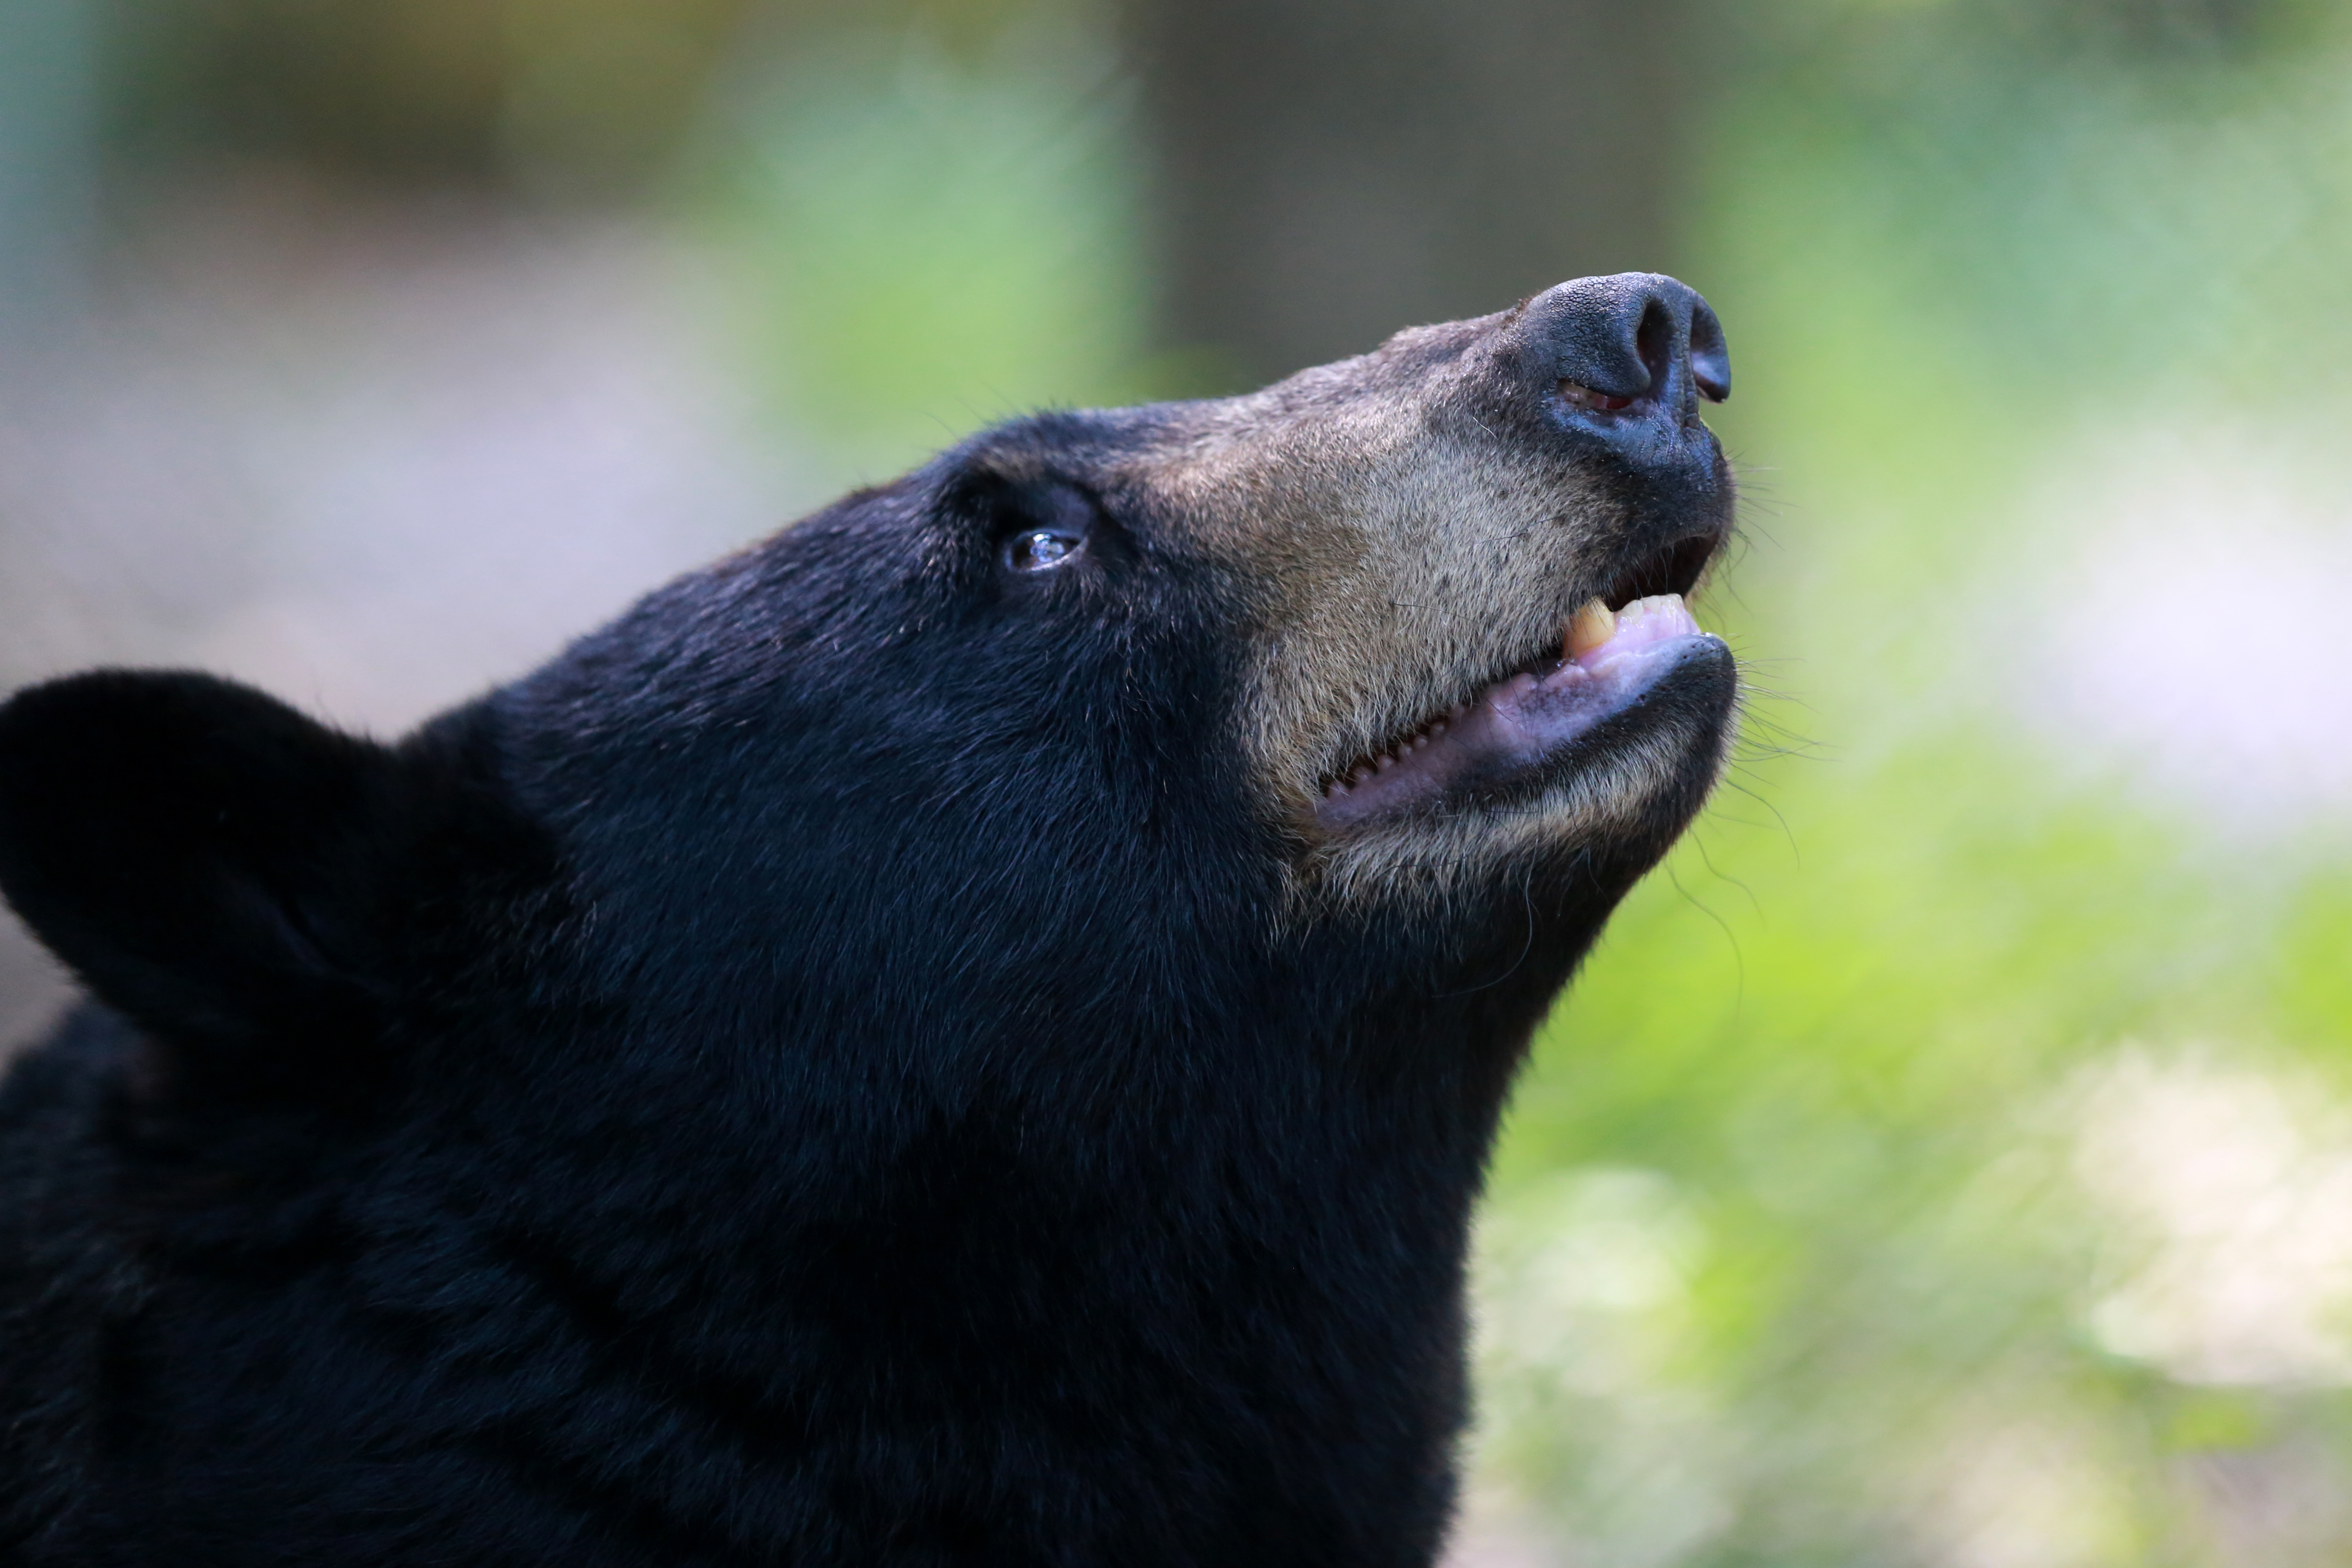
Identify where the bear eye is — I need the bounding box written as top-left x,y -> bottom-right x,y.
1003,526 -> 1085,572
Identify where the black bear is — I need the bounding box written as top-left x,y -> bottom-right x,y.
0,273 -> 1736,1566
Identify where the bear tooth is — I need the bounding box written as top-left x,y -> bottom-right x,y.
1374,755 -> 1395,772
1566,597 -> 1615,659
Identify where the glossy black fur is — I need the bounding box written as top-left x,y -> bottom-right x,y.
0,393 -> 1732,1564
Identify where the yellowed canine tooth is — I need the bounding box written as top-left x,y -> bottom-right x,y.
1565,597 -> 1615,660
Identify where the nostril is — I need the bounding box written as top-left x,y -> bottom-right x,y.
1632,299 -> 1678,398
1557,380 -> 1633,413
1690,303 -> 1731,403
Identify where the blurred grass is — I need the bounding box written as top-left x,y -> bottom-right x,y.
1462,7 -> 2352,1560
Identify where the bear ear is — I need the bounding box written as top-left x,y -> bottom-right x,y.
0,671 -> 402,1068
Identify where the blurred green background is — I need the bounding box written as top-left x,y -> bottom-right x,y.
4,0 -> 2352,1561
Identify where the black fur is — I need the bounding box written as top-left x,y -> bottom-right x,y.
0,381 -> 1732,1564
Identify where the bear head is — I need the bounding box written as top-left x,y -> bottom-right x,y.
0,272 -> 1736,1564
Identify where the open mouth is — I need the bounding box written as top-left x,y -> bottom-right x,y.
1315,531 -> 1728,831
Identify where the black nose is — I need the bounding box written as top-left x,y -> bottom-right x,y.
1526,273 -> 1730,421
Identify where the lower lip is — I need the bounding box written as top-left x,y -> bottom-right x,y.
1317,601 -> 1717,831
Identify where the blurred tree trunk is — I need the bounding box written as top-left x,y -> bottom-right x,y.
1121,0 -> 1710,384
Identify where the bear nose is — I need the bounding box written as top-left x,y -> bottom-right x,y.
1528,273 -> 1730,423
